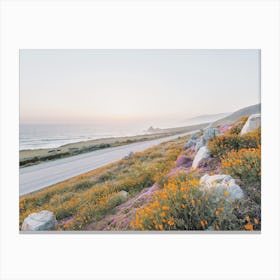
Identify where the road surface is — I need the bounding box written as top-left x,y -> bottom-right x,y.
19,131 -> 198,196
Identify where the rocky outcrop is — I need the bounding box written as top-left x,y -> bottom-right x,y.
184,128 -> 219,152
195,127 -> 219,151
21,210 -> 58,231
240,114 -> 261,135
199,174 -> 244,201
203,127 -> 219,142
195,138 -> 205,152
192,146 -> 210,169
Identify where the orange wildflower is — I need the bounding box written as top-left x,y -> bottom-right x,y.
200,221 -> 205,229
168,220 -> 174,226
224,191 -> 229,197
244,224 -> 254,231
160,212 -> 166,218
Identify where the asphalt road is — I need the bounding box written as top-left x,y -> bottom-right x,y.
19,131 -> 198,196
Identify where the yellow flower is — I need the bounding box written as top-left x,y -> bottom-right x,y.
162,206 -> 170,211
215,210 -> 220,216
224,191 -> 229,197
182,194 -> 187,199
191,199 -> 195,206
181,204 -> 185,209
159,225 -> 163,230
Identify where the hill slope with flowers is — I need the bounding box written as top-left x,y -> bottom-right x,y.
20,113 -> 261,231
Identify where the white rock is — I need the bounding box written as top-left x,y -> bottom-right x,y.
240,114 -> 261,135
192,146 -> 209,169
118,190 -> 129,199
22,210 -> 58,231
199,174 -> 244,201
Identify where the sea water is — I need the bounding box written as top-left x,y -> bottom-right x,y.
19,124 -> 146,151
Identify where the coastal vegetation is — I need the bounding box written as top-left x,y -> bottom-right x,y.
20,112 -> 261,232
130,117 -> 261,231
19,135 -> 188,230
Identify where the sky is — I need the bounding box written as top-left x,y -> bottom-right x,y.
20,49 -> 260,128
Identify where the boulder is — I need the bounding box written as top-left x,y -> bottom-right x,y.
192,146 -> 210,169
199,174 -> 244,201
21,210 -> 58,231
175,155 -> 192,168
118,190 -> 129,199
240,114 -> 261,135
124,151 -> 134,160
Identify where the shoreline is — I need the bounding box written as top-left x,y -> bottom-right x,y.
19,123 -> 208,167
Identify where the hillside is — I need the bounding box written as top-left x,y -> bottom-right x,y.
211,103 -> 261,126
185,112 -> 230,124
20,111 -> 261,231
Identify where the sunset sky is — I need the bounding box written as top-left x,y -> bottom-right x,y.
20,49 -> 260,127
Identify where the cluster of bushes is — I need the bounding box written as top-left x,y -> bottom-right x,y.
221,147 -> 261,185
206,117 -> 261,230
208,127 -> 260,159
20,143 -> 112,167
208,118 -> 261,188
130,172 -> 259,231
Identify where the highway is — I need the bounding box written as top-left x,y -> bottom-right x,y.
19,131 -> 197,196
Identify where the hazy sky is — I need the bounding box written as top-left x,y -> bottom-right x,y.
20,49 -> 260,127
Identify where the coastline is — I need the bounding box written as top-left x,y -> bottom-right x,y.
19,122 -> 208,167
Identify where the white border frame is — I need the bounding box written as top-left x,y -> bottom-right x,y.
1,1 -> 280,279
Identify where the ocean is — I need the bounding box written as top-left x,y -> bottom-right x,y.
19,124 -> 146,151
